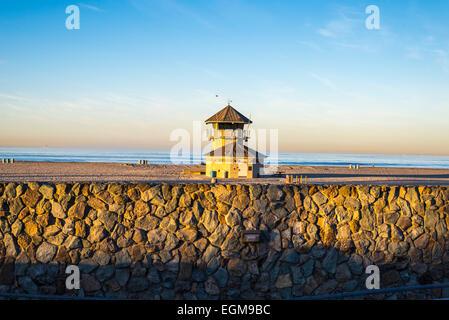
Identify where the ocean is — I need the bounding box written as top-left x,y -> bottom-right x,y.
1,147 -> 449,169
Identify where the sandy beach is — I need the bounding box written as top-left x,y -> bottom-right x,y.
1,161 -> 449,185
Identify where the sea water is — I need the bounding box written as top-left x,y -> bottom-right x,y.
1,147 -> 449,169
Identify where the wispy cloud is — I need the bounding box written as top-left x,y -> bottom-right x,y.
78,3 -> 103,12
310,73 -> 336,90
130,0 -> 212,29
431,49 -> 449,72
297,40 -> 322,52
404,45 -> 449,72
317,28 -> 335,38
0,93 -> 30,102
316,9 -> 362,39
405,47 -> 422,60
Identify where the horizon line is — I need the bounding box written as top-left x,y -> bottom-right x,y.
1,145 -> 449,158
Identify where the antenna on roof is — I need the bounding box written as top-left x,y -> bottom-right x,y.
246,112 -> 252,143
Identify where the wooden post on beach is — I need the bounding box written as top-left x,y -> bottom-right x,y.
300,175 -> 303,184
305,176 -> 308,184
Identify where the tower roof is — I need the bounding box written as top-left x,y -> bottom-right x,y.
204,141 -> 266,160
205,105 -> 252,124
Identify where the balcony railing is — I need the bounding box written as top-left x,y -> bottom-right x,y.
207,129 -> 250,141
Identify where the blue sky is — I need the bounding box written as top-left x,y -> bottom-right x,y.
1,0 -> 449,155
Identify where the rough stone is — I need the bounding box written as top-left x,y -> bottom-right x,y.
225,209 -> 241,227
21,188 -> 41,207
213,268 -> 228,288
88,225 -> 108,243
39,184 -> 55,200
312,192 -> 327,206
301,259 -> 315,277
82,274 -> 102,292
135,215 -> 160,231
396,216 -> 412,231
335,263 -> 352,282
134,200 -> 150,217
68,202 -> 87,220
36,242 -> 57,263
275,273 -> 292,289
128,277 -> 149,292
18,276 -> 38,294
51,201 -> 66,219
414,233 -> 430,249
98,210 -> 118,232
0,182 -> 446,299
87,197 -> 107,211
424,210 -> 439,229
322,248 -> 338,274
208,224 -> 229,246
200,210 -> 219,233
204,277 -> 220,295
174,227 -> 196,243
344,197 -> 361,211
115,249 -> 132,268
280,249 -> 300,264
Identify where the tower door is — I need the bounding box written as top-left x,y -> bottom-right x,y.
238,163 -> 248,177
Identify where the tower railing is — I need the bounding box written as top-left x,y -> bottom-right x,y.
207,129 -> 250,141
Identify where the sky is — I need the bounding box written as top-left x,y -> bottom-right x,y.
1,0 -> 449,155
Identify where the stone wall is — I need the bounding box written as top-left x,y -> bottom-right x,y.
0,182 -> 448,299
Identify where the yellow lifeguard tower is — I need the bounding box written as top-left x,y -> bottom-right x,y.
204,104 -> 265,178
